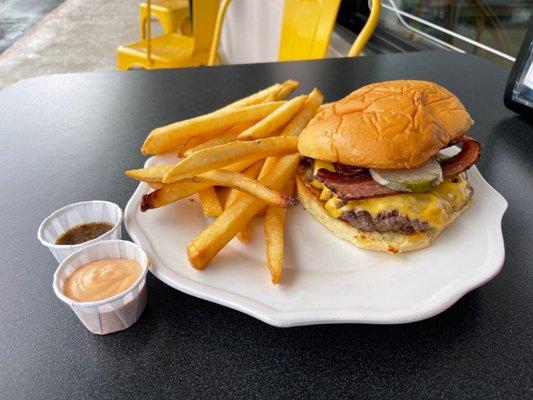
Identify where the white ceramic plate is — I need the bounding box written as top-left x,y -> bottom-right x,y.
124,148 -> 507,327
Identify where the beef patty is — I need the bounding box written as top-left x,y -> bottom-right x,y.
340,210 -> 430,234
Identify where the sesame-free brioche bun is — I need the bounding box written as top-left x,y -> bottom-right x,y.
296,173 -> 473,253
298,80 -> 473,169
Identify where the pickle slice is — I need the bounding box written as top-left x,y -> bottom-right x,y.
369,158 -> 443,192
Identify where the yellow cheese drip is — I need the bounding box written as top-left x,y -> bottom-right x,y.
311,160 -> 335,189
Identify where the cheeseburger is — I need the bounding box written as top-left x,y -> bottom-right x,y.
296,80 -> 481,253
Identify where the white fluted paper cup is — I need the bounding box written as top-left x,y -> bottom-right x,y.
53,240 -> 149,335
38,201 -> 123,262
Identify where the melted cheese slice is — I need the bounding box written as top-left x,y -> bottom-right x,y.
311,161 -> 470,230
311,159 -> 335,189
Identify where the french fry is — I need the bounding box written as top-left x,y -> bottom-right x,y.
264,179 -> 295,284
224,187 -> 243,208
179,121 -> 255,158
179,82 -> 284,157
275,79 -> 300,100
125,165 -> 173,183
198,188 -> 223,217
148,182 -> 163,190
177,130 -> 224,158
219,83 -> 283,111
140,159 -> 260,210
237,79 -> 298,104
280,88 -> 323,137
224,160 -> 264,208
182,122 -> 253,157
141,181 -> 211,211
263,93 -> 277,102
255,153 -> 280,216
163,136 -> 298,183
189,169 -> 297,208
257,88 -> 324,181
187,154 -> 300,270
142,101 -> 285,155
225,160 -> 264,244
237,95 -> 308,141
127,158 -> 259,185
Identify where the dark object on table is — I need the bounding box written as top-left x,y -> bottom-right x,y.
504,16 -> 533,118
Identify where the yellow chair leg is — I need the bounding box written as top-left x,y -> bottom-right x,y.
139,7 -> 147,39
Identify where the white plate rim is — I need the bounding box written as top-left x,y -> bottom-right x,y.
124,156 -> 508,327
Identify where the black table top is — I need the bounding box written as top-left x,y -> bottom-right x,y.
0,52 -> 531,399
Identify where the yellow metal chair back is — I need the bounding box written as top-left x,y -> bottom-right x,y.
208,0 -> 232,66
348,0 -> 381,57
191,0 -> 223,58
278,0 -> 341,61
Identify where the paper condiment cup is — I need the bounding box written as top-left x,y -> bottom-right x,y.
53,240 -> 149,335
37,201 -> 123,262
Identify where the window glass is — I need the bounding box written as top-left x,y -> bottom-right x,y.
340,0 -> 533,69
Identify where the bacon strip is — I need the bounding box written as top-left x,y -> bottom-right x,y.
315,138 -> 481,201
315,169 -> 396,201
441,139 -> 481,178
332,163 -> 366,176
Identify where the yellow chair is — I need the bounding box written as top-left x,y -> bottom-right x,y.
139,0 -> 190,39
207,0 -> 342,64
208,0 -> 232,66
278,0 -> 341,61
277,0 -> 381,60
117,0 -> 221,70
348,0 -> 381,57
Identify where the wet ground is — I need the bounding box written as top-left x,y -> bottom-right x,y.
0,0 -> 64,53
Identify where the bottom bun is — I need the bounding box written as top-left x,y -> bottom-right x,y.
296,173 -> 473,254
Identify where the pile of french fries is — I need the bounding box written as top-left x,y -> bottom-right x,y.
126,79 -> 324,284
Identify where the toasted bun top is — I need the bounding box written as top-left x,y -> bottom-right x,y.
298,80 -> 473,169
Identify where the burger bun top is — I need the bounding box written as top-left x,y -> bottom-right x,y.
298,80 -> 473,169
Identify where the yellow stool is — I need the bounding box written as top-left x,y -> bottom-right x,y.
117,0 -> 221,70
139,0 -> 190,38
